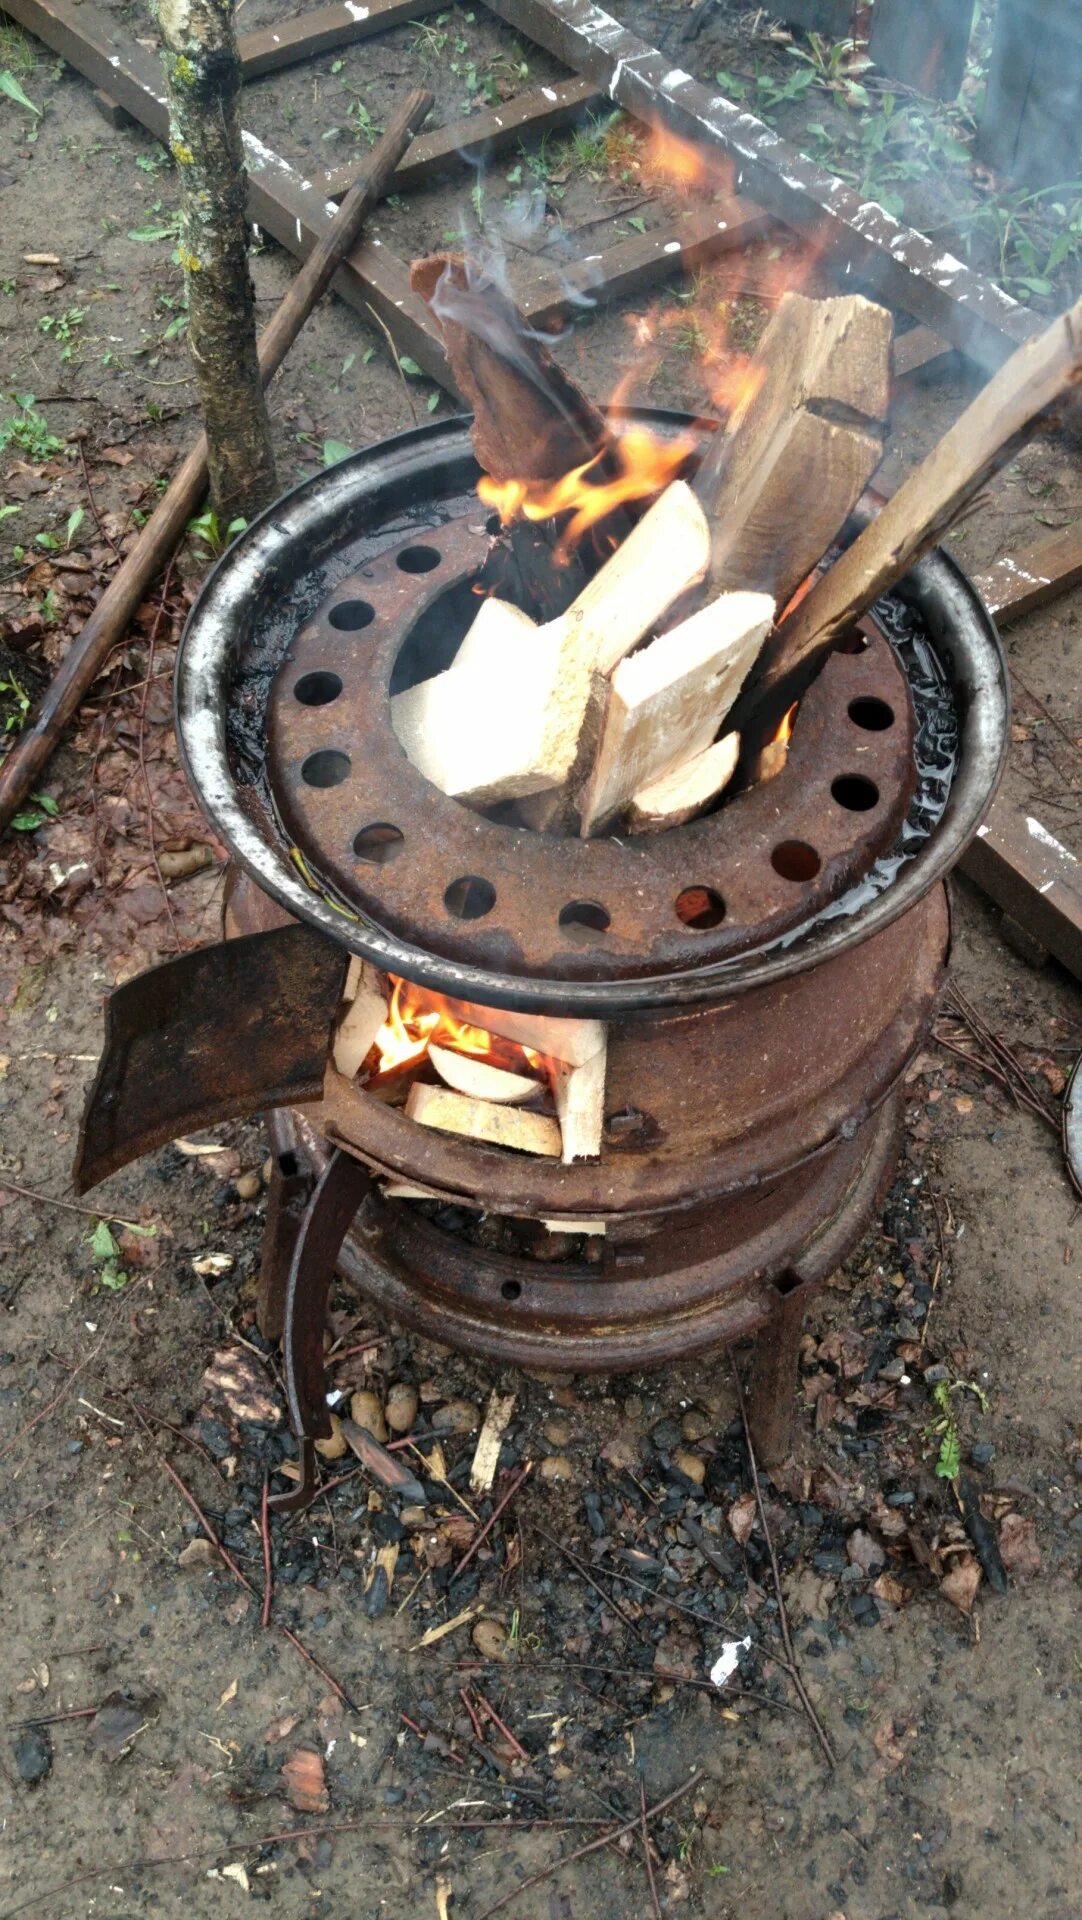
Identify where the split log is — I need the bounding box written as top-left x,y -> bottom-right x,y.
627,731 -> 741,832
392,481 -> 710,805
578,591 -> 773,836
552,1036 -> 607,1163
411,252 -> 609,486
332,960 -> 387,1079
763,289 -> 1082,698
406,1083 -> 563,1156
428,1043 -> 543,1106
437,999 -> 605,1069
693,292 -> 892,611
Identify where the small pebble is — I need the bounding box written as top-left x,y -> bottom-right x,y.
385,1382 -> 419,1434
433,1398 -> 480,1435
681,1409 -> 713,1443
539,1454 -> 575,1481
14,1726 -> 51,1786
672,1448 -> 706,1486
543,1416 -> 572,1448
472,1617 -> 509,1660
350,1390 -> 388,1443
178,1538 -> 218,1570
314,1413 -> 347,1460
235,1171 -> 261,1201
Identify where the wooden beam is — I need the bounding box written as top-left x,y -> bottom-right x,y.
518,199 -> 774,326
960,799 -> 1082,984
318,76 -> 603,199
0,0 -> 454,392
973,522 -> 1082,627
892,323 -> 956,383
239,0 -> 441,78
484,0 -> 1036,370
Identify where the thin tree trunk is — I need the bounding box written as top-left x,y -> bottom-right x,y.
155,0 -> 277,520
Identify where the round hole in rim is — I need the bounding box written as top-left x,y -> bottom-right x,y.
772,839 -> 821,883
831,773 -> 880,812
558,900 -> 611,936
396,544 -> 442,575
444,874 -> 496,919
848,696 -> 894,732
353,822 -> 405,864
294,669 -> 343,707
485,513 -> 503,536
501,1279 -> 522,1301
328,599 -> 375,630
675,885 -> 726,930
301,748 -> 351,788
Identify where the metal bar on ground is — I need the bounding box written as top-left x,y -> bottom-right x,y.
239,0 -> 442,78
483,0 -> 1036,371
1,0 -> 453,390
960,801 -> 1082,984
974,522 -> 1082,628
518,199 -> 774,326
318,75 -> 603,198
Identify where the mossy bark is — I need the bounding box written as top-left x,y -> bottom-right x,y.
155,0 -> 277,521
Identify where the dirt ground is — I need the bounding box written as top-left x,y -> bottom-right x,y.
2,2 -> 1082,1916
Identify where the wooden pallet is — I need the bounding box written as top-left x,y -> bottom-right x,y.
5,0 -> 1082,976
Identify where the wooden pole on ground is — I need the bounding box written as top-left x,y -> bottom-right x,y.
0,87 -> 433,838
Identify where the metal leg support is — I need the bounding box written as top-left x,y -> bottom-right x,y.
746,1289 -> 806,1468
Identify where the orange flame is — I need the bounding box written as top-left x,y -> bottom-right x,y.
774,701 -> 798,751
478,424 -> 698,560
373,976 -> 545,1081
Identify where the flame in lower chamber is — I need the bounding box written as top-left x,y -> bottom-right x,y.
373,976 -> 545,1081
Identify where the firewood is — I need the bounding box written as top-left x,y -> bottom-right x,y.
762,290 -> 1082,699
406,1082 -> 562,1156
541,1216 -> 606,1235
693,292 -> 892,611
627,731 -> 741,832
578,591 -> 773,837
392,481 -> 711,806
411,252 -> 608,486
332,961 -> 387,1079
438,998 -> 605,1069
428,1043 -> 543,1106
552,1033 -> 607,1163
469,1390 -> 517,1495
453,594 -> 537,673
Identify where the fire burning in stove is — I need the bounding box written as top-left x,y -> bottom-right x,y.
477,425 -> 697,562
373,975 -> 545,1082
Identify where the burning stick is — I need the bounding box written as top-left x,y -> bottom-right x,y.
763,290 -> 1082,698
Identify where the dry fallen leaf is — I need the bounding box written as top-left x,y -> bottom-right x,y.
220,1864 -> 249,1892
218,1679 -> 238,1709
871,1571 -> 906,1609
192,1253 -> 235,1278
436,1876 -> 452,1920
264,1712 -> 302,1746
728,1492 -> 757,1547
998,1511 -> 1040,1576
203,1347 -> 281,1427
281,1747 -> 329,1815
940,1555 -> 982,1614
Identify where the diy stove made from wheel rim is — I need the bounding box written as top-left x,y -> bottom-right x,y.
76,411 -> 1008,1513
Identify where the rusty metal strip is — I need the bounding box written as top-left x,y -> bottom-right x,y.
482,0 -> 1035,370
1,0 -> 454,390
75,925 -> 345,1193
239,0 -> 442,78
270,1148 -> 373,1515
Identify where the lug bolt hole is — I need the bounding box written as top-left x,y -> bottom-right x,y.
771,839 -> 821,882
831,774 -> 880,812
397,545 -> 442,574
301,749 -> 351,788
501,1279 -> 522,1301
848,696 -> 894,732
328,599 -> 374,630
558,900 -> 611,941
353,822 -> 404,864
444,874 -> 496,919
675,885 -> 726,930
294,670 -> 343,706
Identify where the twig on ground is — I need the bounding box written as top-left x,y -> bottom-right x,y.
260,1473 -> 273,1629
0,1324 -> 109,1463
473,1690 -> 528,1763
12,1705 -> 99,1728
732,1363 -> 836,1769
450,1462 -> 533,1583
640,1776 -> 663,1920
0,1180 -> 148,1227
475,1771 -> 702,1919
918,1176 -> 948,1362
364,301 -> 419,424
938,984 -> 1060,1130
78,439 -> 122,559
527,1657 -> 800,1714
